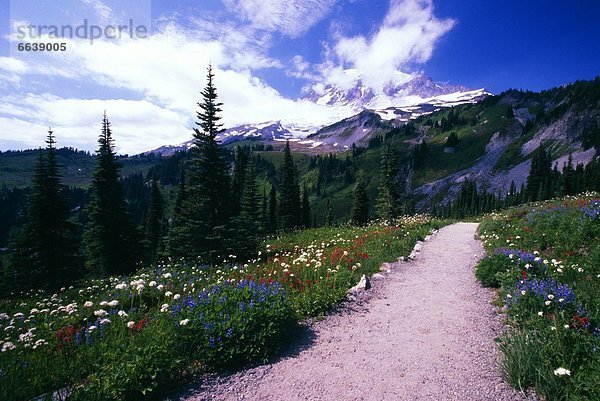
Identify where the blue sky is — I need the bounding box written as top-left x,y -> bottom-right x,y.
0,0 -> 598,154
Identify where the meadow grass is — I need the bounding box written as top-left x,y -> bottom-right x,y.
476,193 -> 600,400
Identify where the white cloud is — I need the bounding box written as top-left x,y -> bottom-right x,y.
320,0 -> 454,91
0,93 -> 188,154
223,0 -> 337,37
81,0 -> 113,22
0,22 -> 348,153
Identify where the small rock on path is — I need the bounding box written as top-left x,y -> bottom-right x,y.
171,222 -> 525,401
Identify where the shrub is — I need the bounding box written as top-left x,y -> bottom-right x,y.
475,254 -> 509,288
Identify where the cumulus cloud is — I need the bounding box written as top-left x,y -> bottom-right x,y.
0,22 -> 346,153
320,0 -> 454,91
223,0 -> 337,37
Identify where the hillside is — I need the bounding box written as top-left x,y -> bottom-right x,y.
297,78 -> 600,218
0,148 -> 163,188
1,79 -> 599,231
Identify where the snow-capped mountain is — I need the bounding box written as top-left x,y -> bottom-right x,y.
302,70 -> 482,110
145,70 -> 489,155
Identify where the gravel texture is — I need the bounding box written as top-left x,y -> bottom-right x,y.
171,223 -> 525,401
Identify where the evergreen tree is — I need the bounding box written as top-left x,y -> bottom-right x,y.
83,114 -> 142,276
169,163 -> 187,256
445,132 -> 459,148
350,178 -> 370,226
325,198 -> 334,226
231,145 -> 247,215
279,140 -> 300,230
261,186 -> 268,232
145,180 -> 163,263
232,156 -> 262,258
561,154 -> 576,195
5,129 -> 79,291
170,65 -> 231,262
376,146 -> 400,225
240,157 -> 260,224
584,157 -> 600,191
301,184 -> 311,228
526,143 -> 553,201
267,184 -> 278,233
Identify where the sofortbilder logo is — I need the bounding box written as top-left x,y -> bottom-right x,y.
9,0 -> 151,55
15,19 -> 148,44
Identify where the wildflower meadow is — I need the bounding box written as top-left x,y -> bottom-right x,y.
476,194 -> 600,400
0,215 -> 443,400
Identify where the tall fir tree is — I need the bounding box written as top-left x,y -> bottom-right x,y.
267,184 -> 278,233
169,162 -> 187,256
232,156 -> 262,258
145,180 -> 164,263
170,65 -> 230,262
83,114 -> 142,276
300,184 -> 311,228
279,140 -> 300,229
561,153 -> 576,195
351,177 -> 370,226
526,143 -> 552,201
240,157 -> 261,224
325,198 -> 334,226
376,146 -> 400,225
261,186 -> 268,232
4,129 -> 79,291
231,145 -> 247,216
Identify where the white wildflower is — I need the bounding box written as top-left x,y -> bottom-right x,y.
553,367 -> 571,376
1,342 -> 16,352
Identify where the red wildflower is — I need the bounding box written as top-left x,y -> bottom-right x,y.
130,316 -> 150,334
55,325 -> 79,351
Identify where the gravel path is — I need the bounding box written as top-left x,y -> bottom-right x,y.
172,222 -> 525,401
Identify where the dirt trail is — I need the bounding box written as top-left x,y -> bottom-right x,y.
173,222 -> 524,401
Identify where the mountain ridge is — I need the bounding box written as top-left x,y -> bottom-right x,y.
145,71 -> 489,155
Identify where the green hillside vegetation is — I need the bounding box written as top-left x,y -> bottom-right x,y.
2,78 -> 599,248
